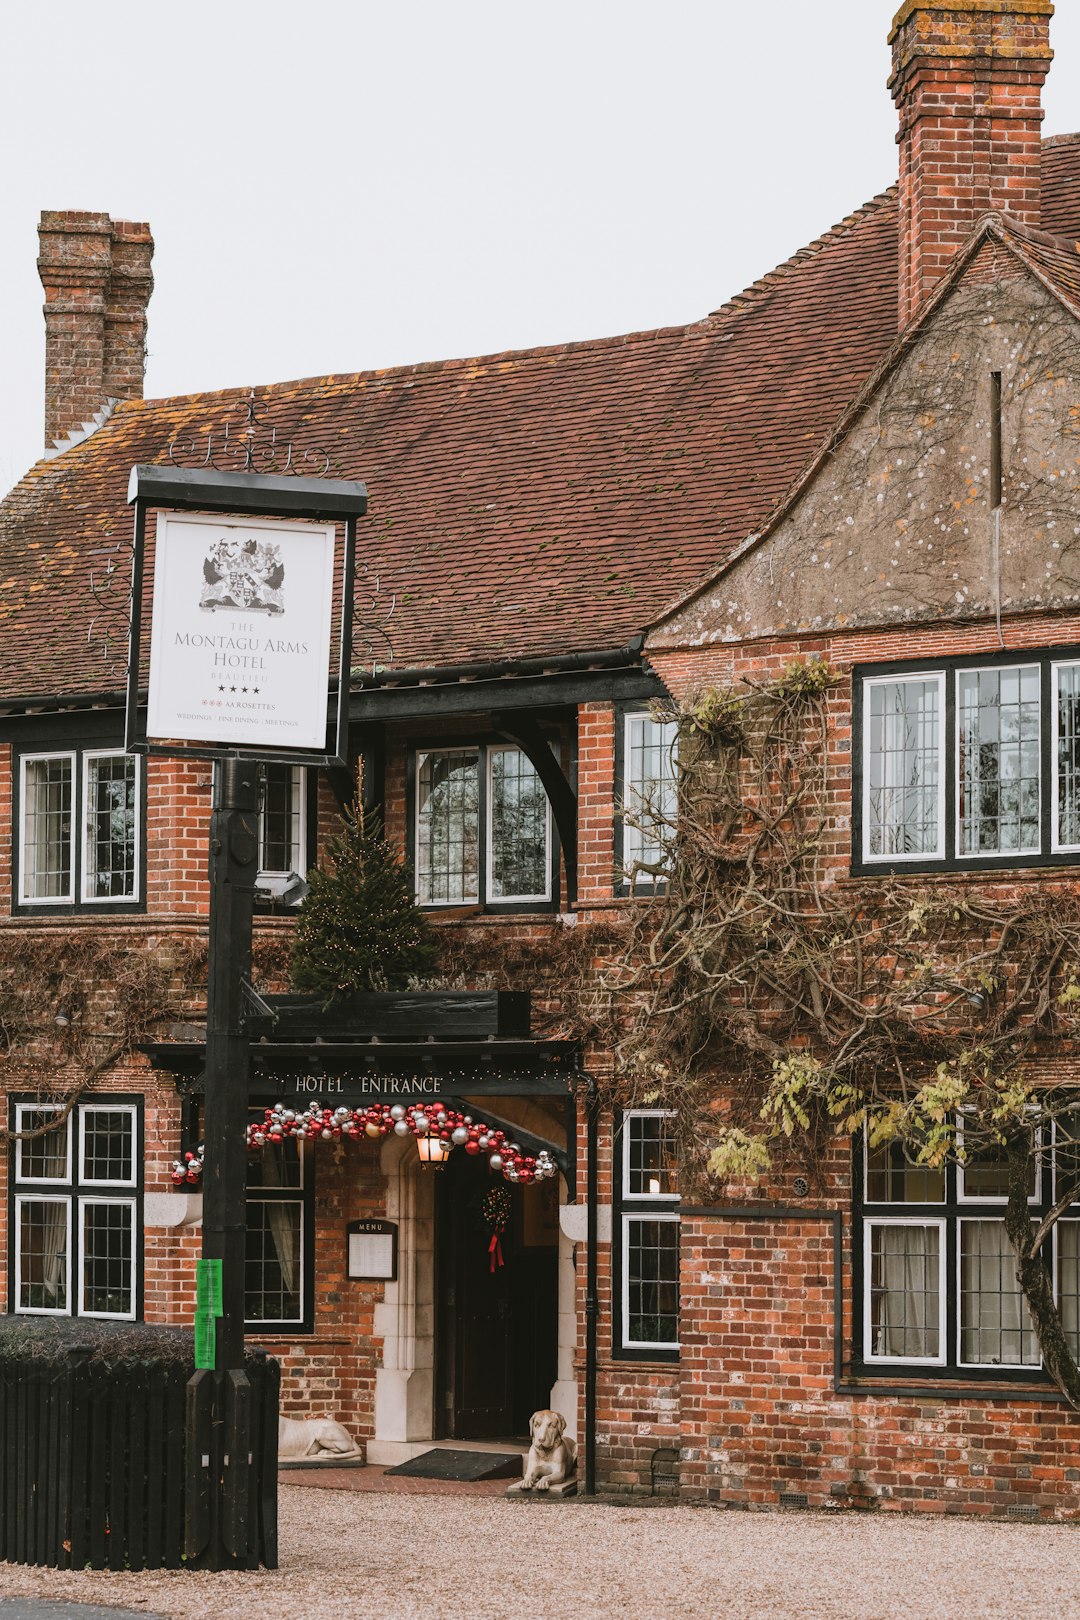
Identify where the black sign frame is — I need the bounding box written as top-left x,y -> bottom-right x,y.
124,464 -> 367,769
346,1219 -> 398,1282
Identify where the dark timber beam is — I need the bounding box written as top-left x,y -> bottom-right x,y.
493,711 -> 578,905
347,665 -> 665,723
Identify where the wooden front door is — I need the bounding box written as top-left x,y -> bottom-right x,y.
435,1149 -> 559,1441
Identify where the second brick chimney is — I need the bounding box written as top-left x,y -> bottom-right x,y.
890,0 -> 1054,326
37,210 -> 154,452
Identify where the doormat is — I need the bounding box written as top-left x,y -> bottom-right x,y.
386,1448 -> 522,1481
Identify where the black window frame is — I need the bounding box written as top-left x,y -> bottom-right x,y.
12,732 -> 145,916
8,1093 -> 144,1321
406,735 -> 561,915
613,701 -> 679,896
852,1129 -> 1080,1383
612,1108 -> 680,1363
852,645 -> 1080,876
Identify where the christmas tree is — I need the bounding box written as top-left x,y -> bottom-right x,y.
291,802 -> 440,1000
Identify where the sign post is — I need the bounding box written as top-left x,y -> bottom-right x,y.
126,463 -> 367,1569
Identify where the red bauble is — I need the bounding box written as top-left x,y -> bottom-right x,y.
465,1141 -> 481,1155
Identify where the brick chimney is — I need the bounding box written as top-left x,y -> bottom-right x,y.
890,0 -> 1054,326
37,210 -> 154,451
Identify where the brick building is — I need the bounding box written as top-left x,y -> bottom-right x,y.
3,0 -> 1080,1514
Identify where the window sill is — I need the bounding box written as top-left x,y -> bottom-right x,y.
840,1371 -> 1067,1402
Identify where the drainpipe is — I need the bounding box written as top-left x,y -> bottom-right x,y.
584,1073 -> 599,1496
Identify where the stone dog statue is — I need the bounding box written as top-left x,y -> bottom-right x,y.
518,1408 -> 578,1493
278,1414 -> 363,1462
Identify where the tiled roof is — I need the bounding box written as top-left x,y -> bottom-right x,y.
3,140 -> 1080,703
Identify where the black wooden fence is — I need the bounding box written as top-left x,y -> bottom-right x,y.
0,1346 -> 278,1569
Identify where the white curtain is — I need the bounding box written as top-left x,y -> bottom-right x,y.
872,1224 -> 939,1358
960,1221 -> 1038,1367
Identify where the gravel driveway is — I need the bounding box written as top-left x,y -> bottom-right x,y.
1,1488 -> 1079,1620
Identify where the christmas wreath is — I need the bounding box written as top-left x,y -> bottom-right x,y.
481,1185 -> 513,1272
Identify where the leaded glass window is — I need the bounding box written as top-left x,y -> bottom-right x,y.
958,665 -> 1040,856
959,1219 -> 1039,1368
623,1215 -> 680,1348
20,754 -> 74,902
866,1221 -> 943,1362
257,763 -> 306,892
17,747 -> 141,909
10,1101 -> 138,1320
245,1124 -> 309,1329
864,678 -> 942,859
618,1109 -> 679,1353
81,1200 -> 135,1317
1055,662 -> 1080,848
623,1112 -> 678,1199
622,714 -> 678,882
417,750 -> 480,904
414,745 -> 552,907
488,747 -> 549,900
860,1129 -> 1078,1376
83,752 -> 137,900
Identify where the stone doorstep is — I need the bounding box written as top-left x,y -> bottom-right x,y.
506,1477 -> 578,1498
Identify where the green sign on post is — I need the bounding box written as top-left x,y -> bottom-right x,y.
195,1258 -> 224,1369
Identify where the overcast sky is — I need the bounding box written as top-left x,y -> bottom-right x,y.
3,1 -> 1080,494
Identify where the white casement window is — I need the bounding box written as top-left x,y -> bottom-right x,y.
1051,660 -> 1080,851
619,1110 -> 679,1351
487,746 -> 550,902
82,751 -> 139,902
622,713 -> 679,884
256,763 -> 307,896
862,675 -> 944,861
414,745 -> 552,907
861,1131 -> 1080,1373
11,1102 -> 138,1319
19,748 -> 139,907
858,654 -> 1080,867
245,1128 -> 308,1328
957,1219 -> 1040,1369
20,752 -> 75,903
865,1218 -> 946,1365
956,665 -> 1040,858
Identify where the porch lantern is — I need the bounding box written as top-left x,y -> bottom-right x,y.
416,1132 -> 451,1169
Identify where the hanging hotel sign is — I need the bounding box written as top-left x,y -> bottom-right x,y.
146,511 -> 336,752
125,464 -> 367,769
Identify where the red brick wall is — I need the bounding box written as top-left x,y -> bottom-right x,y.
679,1210 -> 1080,1518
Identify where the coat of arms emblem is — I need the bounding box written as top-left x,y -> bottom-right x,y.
201,537 -> 285,614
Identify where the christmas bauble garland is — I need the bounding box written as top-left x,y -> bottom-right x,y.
171,1101 -> 558,1187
